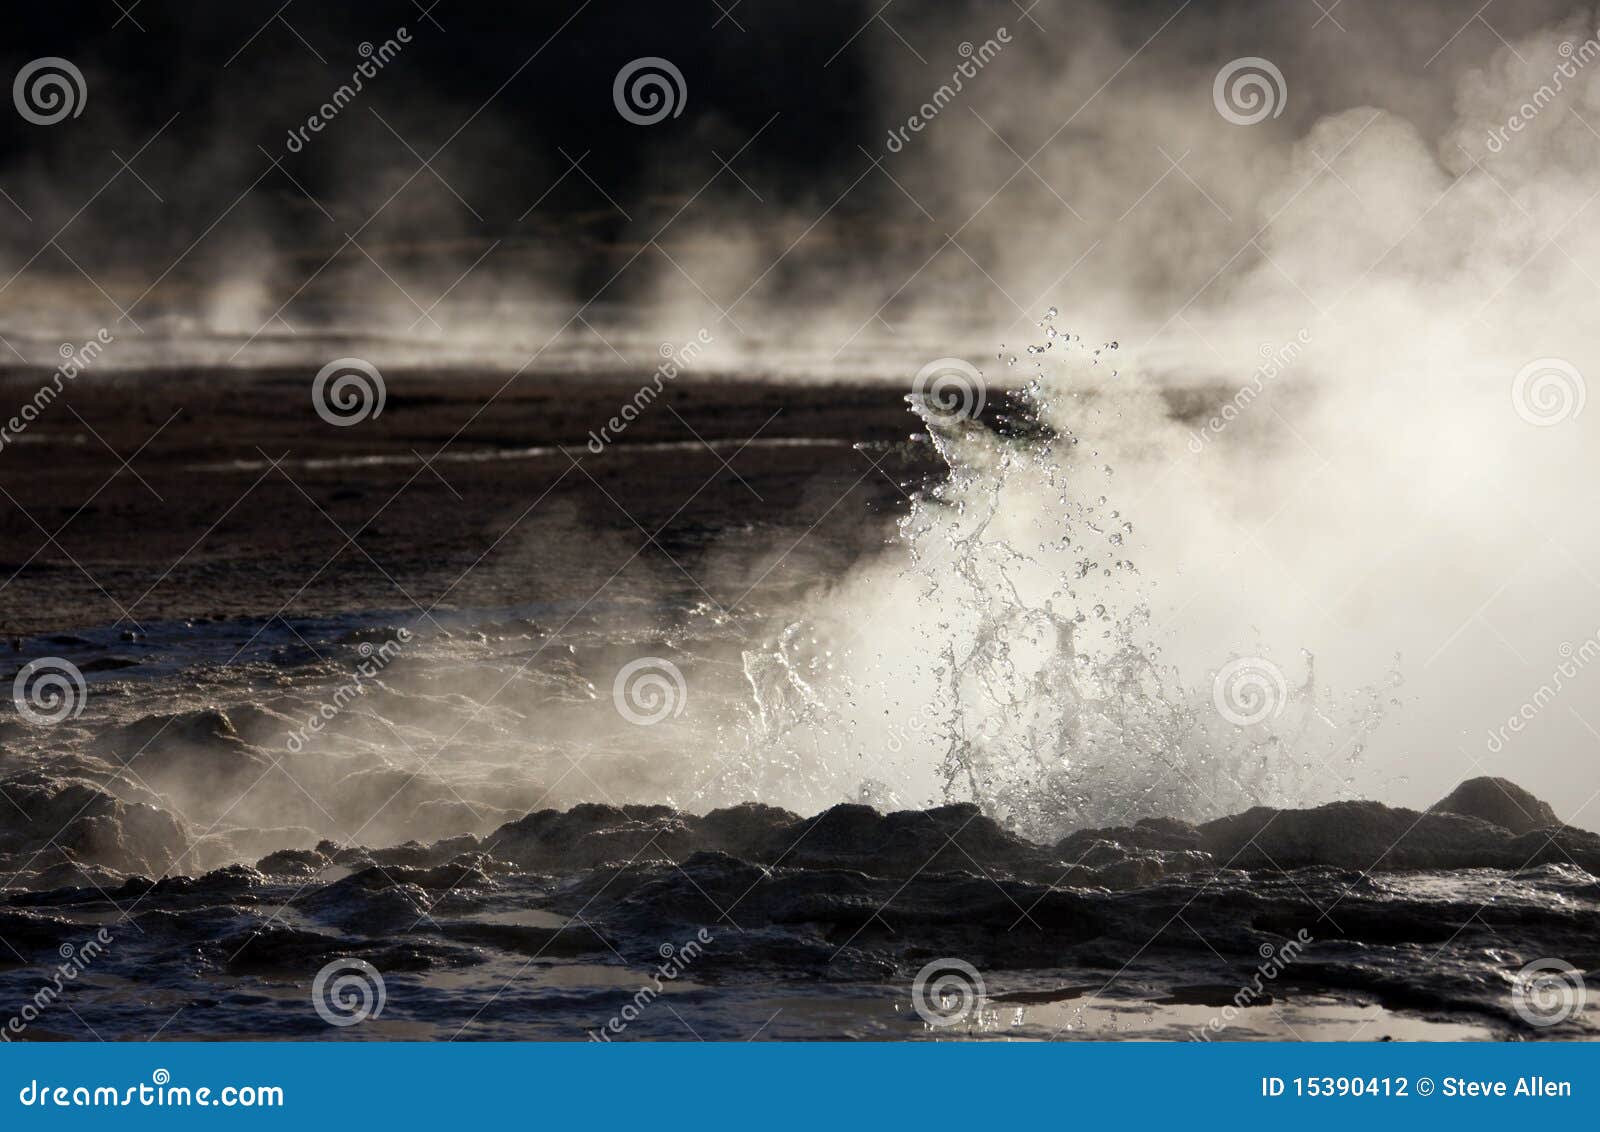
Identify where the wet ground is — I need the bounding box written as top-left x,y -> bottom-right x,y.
1,369 -> 1596,1041
0,367 -> 929,633
2,774 -> 1595,1041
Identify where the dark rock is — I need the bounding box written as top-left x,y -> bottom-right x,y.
1057,817 -> 1202,855
93,710 -> 286,829
1198,798 -> 1600,871
478,798 -> 1203,887
697,801 -> 800,855
0,774 -> 187,877
255,847 -> 330,876
79,656 -> 141,672
1431,777 -> 1562,835
294,867 -> 433,929
488,803 -> 698,869
369,835 -> 483,870
0,910 -> 82,957
99,708 -> 246,755
337,626 -> 410,646
1133,816 -> 1206,849
751,802 -> 1064,880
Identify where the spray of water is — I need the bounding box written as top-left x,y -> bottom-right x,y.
736,318 -> 1399,840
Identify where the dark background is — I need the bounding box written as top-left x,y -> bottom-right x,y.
0,0 -> 1588,369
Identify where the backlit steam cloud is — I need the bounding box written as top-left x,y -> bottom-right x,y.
825,0 -> 1600,818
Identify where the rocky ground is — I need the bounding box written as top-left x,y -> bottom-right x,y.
1,367 -> 1593,1039
1,768 -> 1595,1040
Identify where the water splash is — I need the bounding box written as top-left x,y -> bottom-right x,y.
739,320 -> 1398,840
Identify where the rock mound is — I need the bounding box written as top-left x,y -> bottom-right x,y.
1430,776 -> 1561,835
0,773 -> 188,878
1198,793 -> 1600,871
